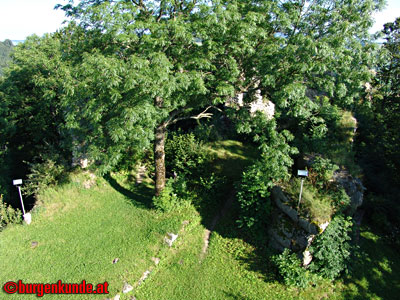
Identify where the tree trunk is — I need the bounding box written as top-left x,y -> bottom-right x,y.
154,122 -> 167,196
154,96 -> 167,196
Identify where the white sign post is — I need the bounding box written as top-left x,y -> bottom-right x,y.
13,179 -> 31,225
297,170 -> 308,209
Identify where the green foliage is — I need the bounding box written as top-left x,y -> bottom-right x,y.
355,18 -> 400,244
359,17 -> 400,187
236,161 -> 272,230
235,114 -> 297,232
23,154 -> 65,198
198,173 -> 225,193
273,215 -> 354,285
272,249 -> 316,288
0,194 -> 21,230
0,156 -> 9,204
309,156 -> 339,189
309,214 -> 353,280
165,132 -> 208,177
330,187 -> 351,211
193,118 -> 226,142
283,178 -> 334,224
50,0 -> 384,189
153,178 -> 189,212
363,194 -> 400,248
0,35 -> 72,192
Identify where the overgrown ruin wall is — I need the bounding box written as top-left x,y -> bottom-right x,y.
269,173 -> 364,266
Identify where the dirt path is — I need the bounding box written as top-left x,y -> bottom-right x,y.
200,190 -> 236,260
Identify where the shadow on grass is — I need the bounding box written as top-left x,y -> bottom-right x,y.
104,173 -> 153,209
188,141 -> 258,228
216,205 -> 400,299
212,199 -> 279,283
190,140 -> 281,283
341,226 -> 400,300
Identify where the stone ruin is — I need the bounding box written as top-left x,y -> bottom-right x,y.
226,89 -> 275,120
268,170 -> 365,266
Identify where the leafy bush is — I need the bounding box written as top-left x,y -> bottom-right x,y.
153,179 -> 180,212
198,172 -> 226,193
309,156 -> 339,189
273,215 -> 354,286
309,214 -> 353,280
193,121 -> 222,142
153,178 -> 191,212
165,132 -> 209,177
236,161 -> 272,230
272,249 -> 316,288
170,175 -> 193,203
24,157 -> 65,198
330,187 -> 351,211
0,194 -> 22,230
235,119 -> 296,233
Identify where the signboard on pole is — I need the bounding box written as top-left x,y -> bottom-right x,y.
12,179 -> 31,225
297,170 -> 308,177
13,179 -> 22,185
297,170 -> 308,209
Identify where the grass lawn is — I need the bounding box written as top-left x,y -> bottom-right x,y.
1,140 -> 399,299
134,209 -> 341,300
135,211 -> 400,300
342,227 -> 400,300
0,171 -> 195,299
206,139 -> 259,182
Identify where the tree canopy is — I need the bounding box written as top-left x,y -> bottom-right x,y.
357,17 -> 400,189
0,0 -> 385,198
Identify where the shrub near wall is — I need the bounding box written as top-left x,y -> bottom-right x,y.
0,194 -> 21,230
309,214 -> 353,280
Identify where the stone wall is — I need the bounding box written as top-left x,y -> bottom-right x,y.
268,170 -> 364,266
269,186 -> 324,265
225,90 -> 275,120
333,170 -> 365,215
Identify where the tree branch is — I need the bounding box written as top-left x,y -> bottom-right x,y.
157,0 -> 165,22
166,106 -> 223,126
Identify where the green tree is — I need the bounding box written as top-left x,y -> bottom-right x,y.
55,0 -> 384,197
376,17 -> 400,185
357,17 -> 400,188
56,0 -> 277,195
355,17 -> 400,241
0,77 -> 11,200
0,35 -> 71,192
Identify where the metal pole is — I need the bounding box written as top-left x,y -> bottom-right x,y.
17,186 -> 26,215
297,178 -> 304,209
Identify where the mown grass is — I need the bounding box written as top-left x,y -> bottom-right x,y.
342,228 -> 400,300
134,212 -> 400,300
134,207 -> 342,300
1,140 -> 399,300
0,171 -> 194,299
205,139 -> 259,181
327,110 -> 362,177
